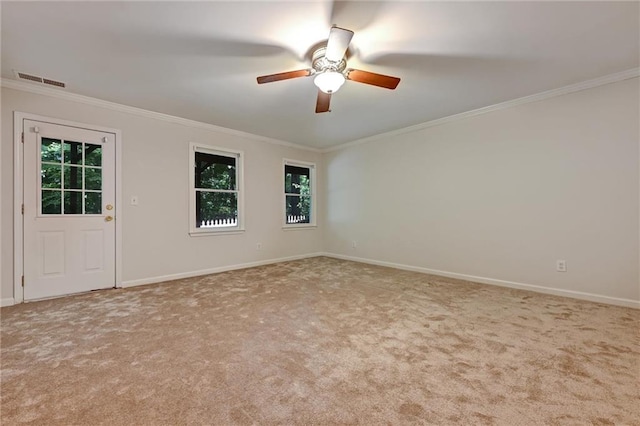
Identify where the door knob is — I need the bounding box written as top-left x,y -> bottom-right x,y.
105,216 -> 114,222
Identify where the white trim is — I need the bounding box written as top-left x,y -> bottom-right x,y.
0,78 -> 320,153
115,127 -> 123,289
13,113 -> 24,303
3,70 -> 636,155
321,253 -> 640,309
0,57 -> 2,306
283,158 -> 317,228
282,225 -> 318,231
1,298 -> 15,308
189,230 -> 245,237
13,112 -> 123,302
188,143 -> 245,236
121,252 -> 323,288
323,68 -> 640,153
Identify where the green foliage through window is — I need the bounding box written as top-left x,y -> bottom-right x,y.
40,138 -> 103,215
285,164 -> 312,224
194,151 -> 239,228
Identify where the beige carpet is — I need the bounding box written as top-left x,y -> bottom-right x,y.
1,257 -> 638,425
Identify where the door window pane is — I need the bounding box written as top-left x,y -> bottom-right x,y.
64,166 -> 83,189
42,190 -> 62,214
64,191 -> 83,214
84,144 -> 102,166
41,138 -> 62,163
84,192 -> 102,214
41,164 -> 62,188
63,141 -> 83,165
85,167 -> 101,190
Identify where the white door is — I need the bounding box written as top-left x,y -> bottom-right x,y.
23,119 -> 116,300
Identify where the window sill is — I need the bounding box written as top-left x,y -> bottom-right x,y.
282,225 -> 317,231
189,229 -> 245,237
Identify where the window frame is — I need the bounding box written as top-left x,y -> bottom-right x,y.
189,143 -> 244,236
283,158 -> 316,229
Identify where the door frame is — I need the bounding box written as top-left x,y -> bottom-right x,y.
13,111 -> 122,303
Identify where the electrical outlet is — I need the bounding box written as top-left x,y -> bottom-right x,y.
256,243 -> 262,250
556,260 -> 567,272
351,240 -> 357,250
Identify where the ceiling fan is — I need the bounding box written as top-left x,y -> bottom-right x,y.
257,26 -> 401,113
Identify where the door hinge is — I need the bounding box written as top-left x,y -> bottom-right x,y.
21,132 -> 24,143
21,276 -> 24,287
21,204 -> 24,215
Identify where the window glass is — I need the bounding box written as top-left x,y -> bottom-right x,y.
195,152 -> 236,190
84,167 -> 102,191
63,166 -> 83,189
63,141 -> 83,165
41,138 -> 62,162
42,190 -> 62,214
284,162 -> 314,226
64,191 -> 83,214
284,165 -> 310,195
191,146 -> 242,233
196,192 -> 238,228
286,195 -> 311,224
40,138 -> 103,215
41,164 -> 62,188
84,192 -> 102,214
84,144 -> 102,166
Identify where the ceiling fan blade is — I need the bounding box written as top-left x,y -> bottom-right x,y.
346,69 -> 401,89
329,1 -> 384,32
325,26 -> 354,62
257,69 -> 312,84
315,90 -> 331,113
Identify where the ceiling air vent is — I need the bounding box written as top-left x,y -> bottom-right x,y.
15,71 -> 66,88
42,78 -> 66,88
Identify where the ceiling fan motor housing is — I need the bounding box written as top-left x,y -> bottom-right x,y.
312,47 -> 347,74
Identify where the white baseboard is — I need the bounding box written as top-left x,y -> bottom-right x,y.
121,252 -> 324,288
321,253 -> 640,309
1,298 -> 16,307
7,253 -> 638,309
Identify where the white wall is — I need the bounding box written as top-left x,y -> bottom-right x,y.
2,77 -> 639,307
1,87 -> 323,302
323,77 -> 639,305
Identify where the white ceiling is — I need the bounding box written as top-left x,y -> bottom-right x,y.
2,1 -> 638,149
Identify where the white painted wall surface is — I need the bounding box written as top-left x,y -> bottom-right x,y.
323,78 -> 639,304
1,87 -> 323,302
2,77 -> 638,306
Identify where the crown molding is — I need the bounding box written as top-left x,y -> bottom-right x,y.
3,68 -> 637,155
323,68 -> 640,153
0,78 -> 321,153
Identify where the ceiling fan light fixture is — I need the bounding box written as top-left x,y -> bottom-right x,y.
256,26 -> 400,113
314,71 -> 345,94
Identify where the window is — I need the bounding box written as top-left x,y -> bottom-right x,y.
190,144 -> 243,235
284,159 -> 316,228
40,138 -> 103,215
